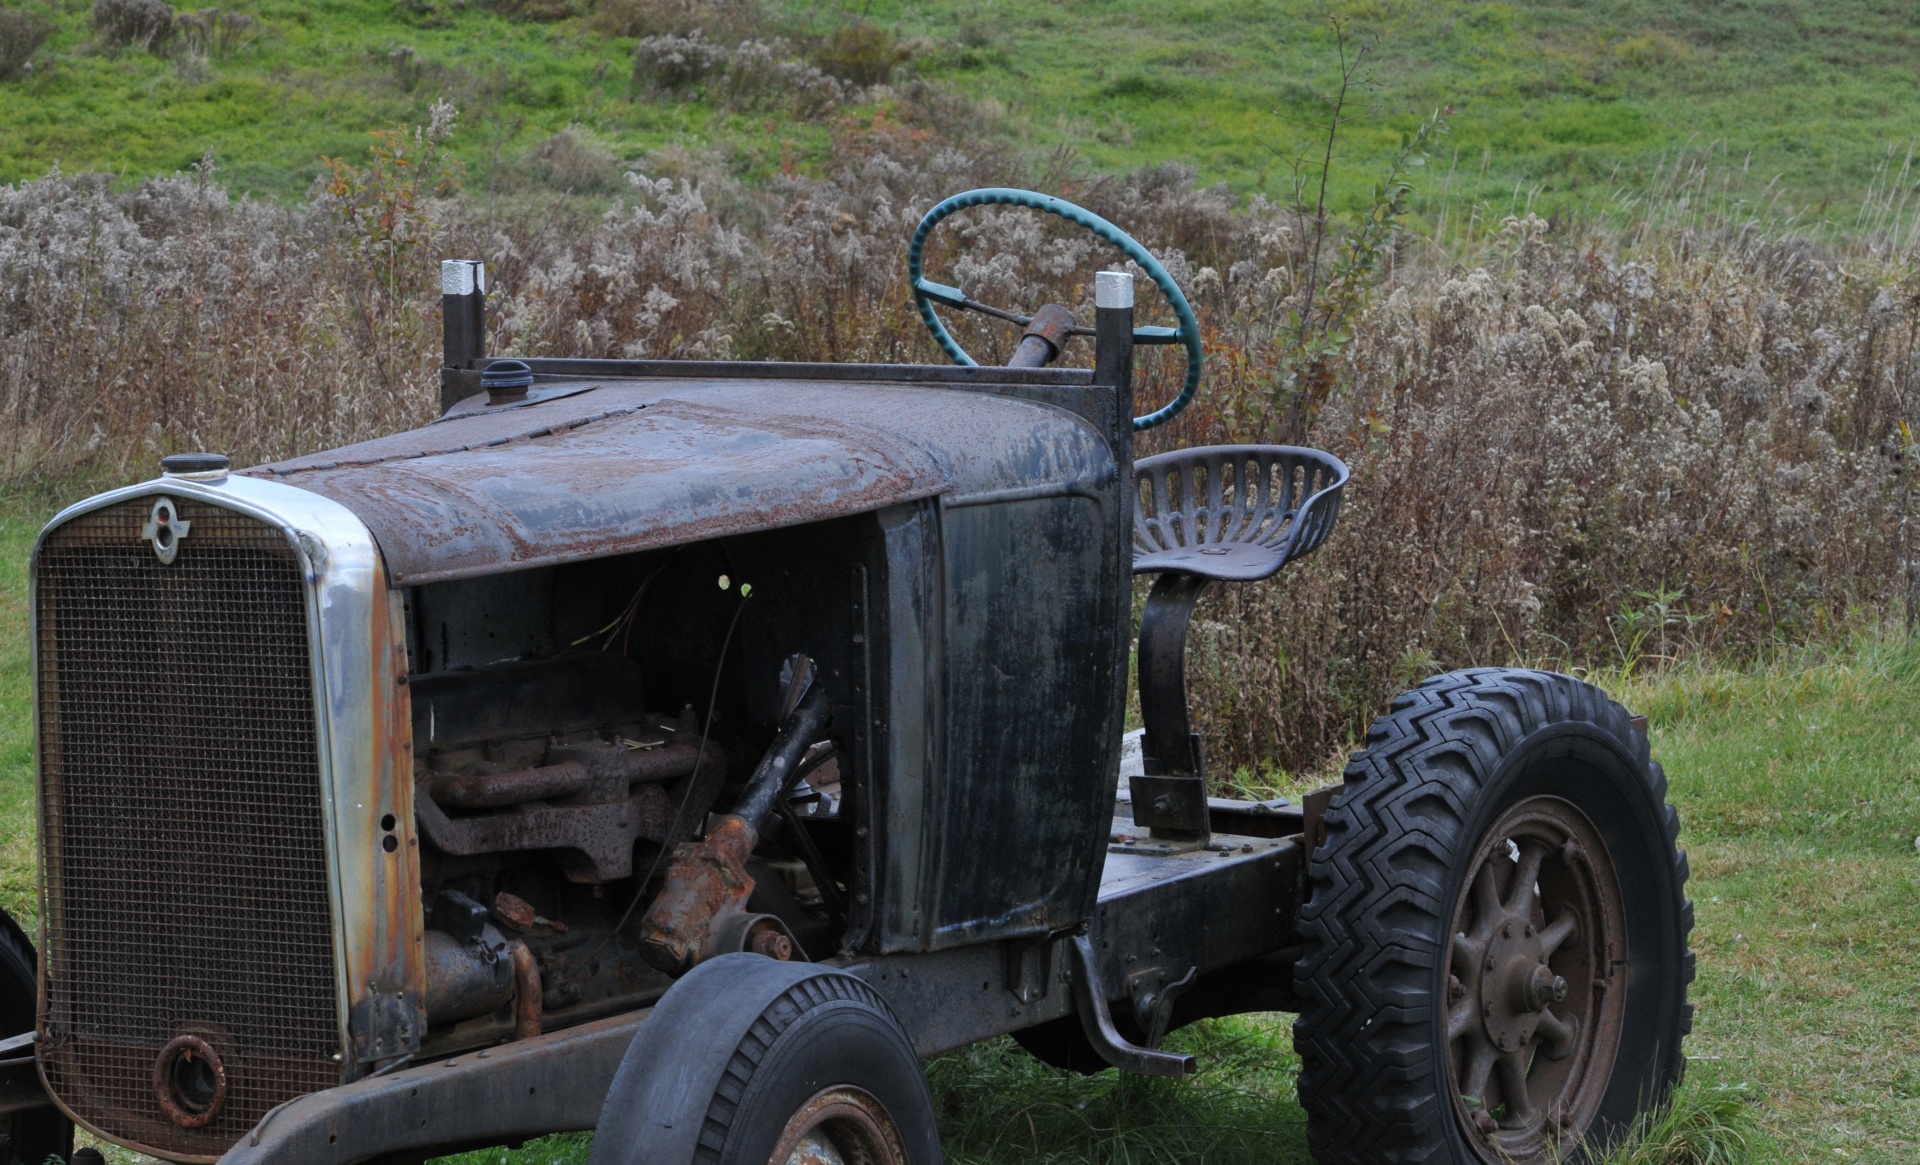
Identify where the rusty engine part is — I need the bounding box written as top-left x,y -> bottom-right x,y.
640,657 -> 831,975
510,941 -> 543,1041
413,740 -> 726,883
492,892 -> 566,934
424,929 -> 515,1025
428,739 -> 708,810
424,891 -> 516,1026
422,891 -> 544,1039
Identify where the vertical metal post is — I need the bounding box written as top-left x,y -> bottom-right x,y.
1093,271 -> 1135,457
440,259 -> 487,413
1095,270 -> 1147,821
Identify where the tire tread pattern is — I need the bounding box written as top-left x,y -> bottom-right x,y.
694,975 -> 890,1164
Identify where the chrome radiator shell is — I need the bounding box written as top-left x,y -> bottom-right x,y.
31,474 -> 424,1161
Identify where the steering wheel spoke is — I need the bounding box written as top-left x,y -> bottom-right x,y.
909,187 -> 1203,430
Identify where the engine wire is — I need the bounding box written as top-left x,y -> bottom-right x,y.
596,587 -> 753,954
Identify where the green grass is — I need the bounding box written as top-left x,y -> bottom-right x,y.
2,1 -> 1919,225
1,481 -> 1910,1163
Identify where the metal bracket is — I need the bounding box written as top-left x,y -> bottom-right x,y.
1133,570 -> 1211,839
1130,964 -> 1199,1049
1004,936 -> 1053,1005
1068,936 -> 1196,1077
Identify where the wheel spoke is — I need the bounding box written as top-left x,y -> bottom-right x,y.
1507,840 -> 1547,912
1471,862 -> 1501,932
1452,932 -> 1480,978
1462,1041 -> 1496,1103
1447,998 -> 1478,1041
1535,1009 -> 1574,1060
1496,1051 -> 1537,1124
1538,910 -> 1578,958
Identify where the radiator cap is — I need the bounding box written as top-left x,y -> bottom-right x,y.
482,358 -> 535,405
160,452 -> 230,481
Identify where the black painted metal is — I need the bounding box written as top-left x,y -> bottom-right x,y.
441,262 -> 486,413
1132,444 -> 1348,582
1129,773 -> 1211,835
1129,444 -> 1349,835
1068,936 -> 1195,1075
1136,571 -> 1210,779
504,356 -> 1093,386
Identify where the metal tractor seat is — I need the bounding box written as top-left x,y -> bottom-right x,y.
1129,444 -> 1349,839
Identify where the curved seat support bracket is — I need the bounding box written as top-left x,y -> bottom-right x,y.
1132,571 -> 1212,839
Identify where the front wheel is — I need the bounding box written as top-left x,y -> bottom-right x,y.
591,955 -> 940,1165
1293,668 -> 1694,1165
0,911 -> 72,1165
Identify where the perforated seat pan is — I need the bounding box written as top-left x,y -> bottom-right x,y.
1132,444 -> 1348,582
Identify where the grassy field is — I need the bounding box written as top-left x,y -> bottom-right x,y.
2,1 -> 1919,224
0,490 -> 1910,1164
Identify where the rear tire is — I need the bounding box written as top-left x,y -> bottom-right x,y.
0,911 -> 72,1165
592,954 -> 940,1165
1293,668 -> 1693,1165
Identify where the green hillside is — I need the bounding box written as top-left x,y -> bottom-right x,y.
1,0 -> 1917,226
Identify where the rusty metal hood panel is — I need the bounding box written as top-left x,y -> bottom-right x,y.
247,379 -> 1106,585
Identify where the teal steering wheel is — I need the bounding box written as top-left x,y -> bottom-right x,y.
908,187 -> 1203,431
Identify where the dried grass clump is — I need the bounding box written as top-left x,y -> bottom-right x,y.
174,6 -> 255,59
0,8 -> 55,80
3,135 -> 1915,771
91,0 -> 174,52
1157,210 -> 1920,773
0,162 -> 439,481
632,29 -> 849,114
592,0 -> 763,42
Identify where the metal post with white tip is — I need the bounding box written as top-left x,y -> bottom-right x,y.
440,259 -> 487,413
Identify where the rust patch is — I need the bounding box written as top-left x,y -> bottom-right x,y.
638,814 -> 759,976
242,379 -> 1110,585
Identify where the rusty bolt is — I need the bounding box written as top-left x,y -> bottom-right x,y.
750,929 -> 793,961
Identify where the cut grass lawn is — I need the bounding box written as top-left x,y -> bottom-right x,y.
0,486 -> 1910,1163
2,1 -> 1919,228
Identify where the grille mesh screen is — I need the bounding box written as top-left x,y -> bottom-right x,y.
36,496 -> 341,1159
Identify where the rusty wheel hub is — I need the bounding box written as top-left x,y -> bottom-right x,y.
770,1086 -> 909,1165
1447,796 -> 1626,1163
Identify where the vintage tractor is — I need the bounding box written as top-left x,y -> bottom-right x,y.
0,189 -> 1692,1165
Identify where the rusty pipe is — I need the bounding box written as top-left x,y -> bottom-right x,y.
430,740 -> 708,810
510,941 -> 542,1041
433,763 -> 591,810
1010,303 -> 1077,368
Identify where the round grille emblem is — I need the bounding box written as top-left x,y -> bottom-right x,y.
141,497 -> 192,564
153,1034 -> 227,1128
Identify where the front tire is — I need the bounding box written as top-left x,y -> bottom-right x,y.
592,955 -> 940,1165
1293,668 -> 1693,1165
0,911 -> 72,1165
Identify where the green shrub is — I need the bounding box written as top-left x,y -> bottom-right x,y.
812,20 -> 911,86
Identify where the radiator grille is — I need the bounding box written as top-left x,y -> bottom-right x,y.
36,495 -> 341,1160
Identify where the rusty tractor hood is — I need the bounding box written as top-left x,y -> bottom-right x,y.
246,376 -> 1110,585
